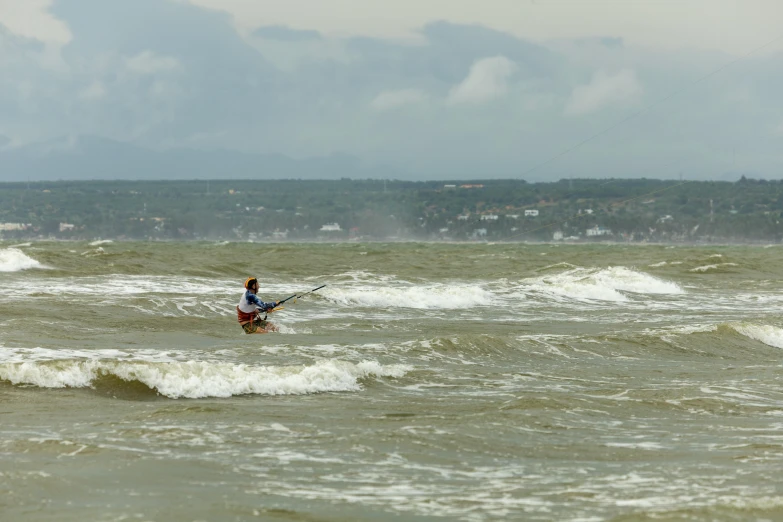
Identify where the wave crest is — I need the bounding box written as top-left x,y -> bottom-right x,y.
0,357 -> 409,399
521,266 -> 684,302
0,248 -> 44,272
730,323 -> 783,349
325,284 -> 493,309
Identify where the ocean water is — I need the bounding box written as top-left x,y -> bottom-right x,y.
1,240 -> 782,521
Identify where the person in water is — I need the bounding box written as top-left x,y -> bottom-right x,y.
237,277 -> 279,334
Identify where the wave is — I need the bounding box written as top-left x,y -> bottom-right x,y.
324,283 -> 494,309
689,263 -> 739,273
0,247 -> 44,272
1,275 -> 236,298
80,246 -> 108,257
729,323 -> 783,349
89,240 -> 114,246
0,351 -> 409,399
519,266 -> 684,302
535,262 -> 578,272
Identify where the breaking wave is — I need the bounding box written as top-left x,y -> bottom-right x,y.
520,266 -> 684,302
324,283 -> 494,309
0,247 -> 44,272
730,323 -> 783,349
690,263 -> 739,273
0,349 -> 409,399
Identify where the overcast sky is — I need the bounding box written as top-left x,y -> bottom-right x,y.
0,0 -> 782,180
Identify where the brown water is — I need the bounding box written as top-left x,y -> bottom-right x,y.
2,241 -> 783,520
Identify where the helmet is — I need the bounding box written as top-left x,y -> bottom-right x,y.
244,277 -> 258,289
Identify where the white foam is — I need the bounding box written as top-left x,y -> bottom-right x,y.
0,248 -> 44,272
731,323 -> 783,349
331,270 -> 396,284
641,324 -> 718,338
89,240 -> 114,246
3,275 -> 235,297
325,283 -> 494,309
80,246 -> 106,257
0,352 -> 410,399
605,442 -> 664,450
536,262 -> 578,272
0,347 -> 193,364
520,266 -> 683,302
689,263 -> 738,273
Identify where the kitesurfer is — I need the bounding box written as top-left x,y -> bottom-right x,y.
237,277 -> 278,334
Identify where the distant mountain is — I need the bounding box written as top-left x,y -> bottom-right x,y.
0,136 -> 399,181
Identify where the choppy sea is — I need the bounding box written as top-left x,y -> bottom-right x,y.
1,241 -> 782,521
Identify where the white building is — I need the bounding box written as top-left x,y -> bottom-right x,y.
457,214 -> 470,221
320,223 -> 341,231
0,223 -> 27,231
473,228 -> 487,237
480,214 -> 499,221
553,230 -> 564,241
586,226 -> 612,237
59,223 -> 75,232
524,209 -> 539,217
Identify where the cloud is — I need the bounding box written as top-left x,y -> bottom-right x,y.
2,1 -> 783,181
252,25 -> 322,41
447,56 -> 516,105
80,80 -> 106,100
573,37 -> 625,49
565,69 -> 643,116
126,51 -> 180,75
370,89 -> 426,111
0,0 -> 71,45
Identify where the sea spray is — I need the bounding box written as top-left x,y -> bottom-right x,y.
0,248 -> 44,272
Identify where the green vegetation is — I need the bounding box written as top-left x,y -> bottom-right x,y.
1,177 -> 782,242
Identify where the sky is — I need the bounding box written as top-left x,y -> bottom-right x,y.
0,0 -> 782,180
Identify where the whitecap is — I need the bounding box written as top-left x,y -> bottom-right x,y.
730,323 -> 783,349
0,247 -> 44,272
689,263 -> 738,273
519,266 -> 683,302
325,283 -> 494,309
0,355 -> 410,399
80,246 -> 106,257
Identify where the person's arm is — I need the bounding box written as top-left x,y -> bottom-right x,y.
246,293 -> 278,311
